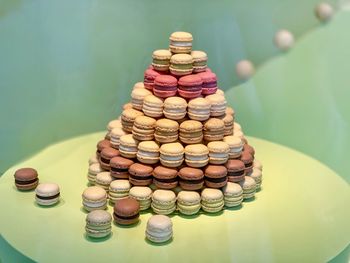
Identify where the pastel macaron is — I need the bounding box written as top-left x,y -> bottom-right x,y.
204,165 -> 228,189
14,168 -> 39,191
82,186 -> 108,212
223,135 -> 243,159
133,82 -> 145,90
152,49 -> 172,71
169,31 -> 193,54
179,120 -> 203,144
169,54 -> 193,76
132,116 -> 156,141
163,96 -> 187,120
197,71 -> 218,95
128,163 -> 154,186
142,94 -> 164,118
106,119 -> 122,139
35,183 -> 60,206
87,163 -> 104,184
239,176 -> 257,199
178,167 -> 204,191
131,87 -> 152,110
137,141 -> 160,164
207,141 -> 230,164
108,179 -> 131,203
154,118 -> 179,143
201,188 -> 224,213
177,190 -> 201,215
187,97 -> 211,121
184,144 -> 209,168
144,68 -> 161,90
110,156 -> 134,179
205,94 -> 226,116
222,182 -> 243,207
153,75 -> 178,98
113,198 -> 140,225
110,127 -> 127,149
160,142 -> 184,168
223,114 -> 234,136
204,118 -> 225,141
152,165 -> 178,189
121,108 -> 144,132
151,189 -> 176,215
85,210 -> 112,239
178,74 -> 203,99
146,215 -> 173,243
99,147 -> 120,170
119,134 -> 139,158
191,50 -> 207,73
129,186 -> 153,210
248,167 -> 262,189
95,172 -> 114,191
225,159 -> 246,183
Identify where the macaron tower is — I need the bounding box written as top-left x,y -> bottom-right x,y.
84,32 -> 264,230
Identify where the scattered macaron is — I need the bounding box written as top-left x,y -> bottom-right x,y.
152,49 -> 172,71
129,163 -> 153,186
191,50 -> 207,73
96,139 -> 112,158
85,210 -> 112,239
137,141 -> 160,164
110,127 -> 128,149
205,94 -> 226,116
152,165 -> 178,189
204,118 -> 225,141
119,134 -> 139,158
95,172 -> 114,191
132,116 -> 156,141
178,74 -> 203,99
121,108 -> 144,132
113,198 -> 140,225
178,167 -> 204,191
177,190 -> 201,215
131,88 -> 152,111
223,135 -> 243,159
109,179 -> 131,203
222,182 -> 243,207
201,188 -> 224,213
129,186 -> 153,210
144,68 -> 161,90
187,97 -> 211,121
239,176 -> 257,199
225,159 -> 246,183
160,142 -> 184,168
163,96 -> 187,120
179,120 -> 203,144
153,75 -> 178,98
35,183 -> 60,206
142,94 -> 164,118
184,144 -> 209,168
99,147 -> 120,170
207,141 -> 230,164
151,189 -> 176,215
215,89 -> 225,96
204,165 -> 228,189
82,186 -> 108,212
110,156 -> 134,179
197,71 -> 218,95
14,168 -> 39,191
169,54 -> 193,76
146,215 -> 173,243
88,163 -> 104,184
248,168 -> 262,189
154,118 -> 179,143
169,31 -> 193,54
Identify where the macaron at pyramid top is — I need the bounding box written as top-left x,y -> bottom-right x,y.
169,31 -> 193,42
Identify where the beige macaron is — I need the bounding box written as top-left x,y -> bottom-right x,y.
121,108 -> 144,132
155,118 -> 179,143
142,94 -> 164,118
137,141 -> 160,164
160,142 -> 184,168
205,94 -> 227,117
119,134 -> 139,158
179,120 -> 203,144
131,88 -> 152,110
203,118 -> 225,141
223,135 -> 243,159
163,96 -> 187,120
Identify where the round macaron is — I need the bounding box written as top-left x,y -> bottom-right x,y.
184,144 -> 209,168
96,139 -> 112,158
152,165 -> 178,189
254,159 -> 263,171
191,50 -> 208,73
154,118 -> 179,143
144,68 -> 161,90
169,31 -> 193,54
129,186 -> 153,210
169,54 -> 193,76
119,134 -> 139,159
113,197 -> 140,225
204,165 -> 228,189
35,183 -> 60,206
201,188 -> 224,213
205,94 -> 226,116
159,142 -> 184,168
82,186 -> 108,212
137,141 -> 160,164
153,75 -> 178,98
207,141 -> 230,164
142,94 -> 164,118
85,210 -> 112,238
121,108 -> 144,132
178,74 -> 203,99
204,118 -> 225,141
95,172 -> 114,191
151,190 -> 176,215
146,215 -> 173,243
222,182 -> 243,207
178,167 -> 204,191
132,116 -> 156,141
179,120 -> 203,144
223,114 -> 234,136
239,176 -> 257,200
243,144 -> 255,157
223,135 -> 243,159
225,159 -> 246,183
177,190 -> 201,215
248,167 -> 262,189
88,154 -> 99,165
152,49 -> 172,71
110,156 -> 134,179
163,96 -> 187,120
128,163 -> 153,186
110,127 -> 127,149
108,179 -> 131,203
197,72 -> 218,95
87,163 -> 104,184
14,168 -> 39,191
99,147 -> 120,170
131,87 -> 152,111
187,97 -> 211,121
123,102 -> 133,110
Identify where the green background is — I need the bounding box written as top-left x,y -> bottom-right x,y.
1,0 -> 350,262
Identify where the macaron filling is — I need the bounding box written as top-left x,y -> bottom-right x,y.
205,177 -> 227,183
179,178 -> 203,184
203,81 -> 217,88
154,177 -> 178,183
111,167 -> 128,173
170,41 -> 192,47
100,157 -> 111,164
228,170 -> 245,176
130,175 -> 153,180
113,213 -> 139,220
15,178 -> 38,185
36,193 -> 60,200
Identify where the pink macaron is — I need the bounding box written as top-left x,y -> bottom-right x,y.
197,72 -> 217,95
178,74 -> 203,99
153,75 -> 178,98
144,68 -> 161,90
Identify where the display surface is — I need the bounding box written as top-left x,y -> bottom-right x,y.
0,132 -> 349,262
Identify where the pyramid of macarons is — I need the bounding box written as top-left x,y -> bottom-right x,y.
84,32 -> 263,239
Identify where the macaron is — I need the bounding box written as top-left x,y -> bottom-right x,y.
184,144 -> 209,168
216,89 -> 225,96
121,108 -> 144,132
178,74 -> 203,99
201,188 -> 224,213
223,114 -> 234,136
88,154 -> 99,165
207,141 -> 230,164
106,119 -> 123,139
222,182 -> 243,207
163,96 -> 187,120
169,54 -> 193,76
153,75 -> 178,98
35,183 -> 60,206
132,116 -> 156,141
204,165 -> 228,188
187,97 -> 211,121
146,215 -> 173,243
113,197 -> 140,225
178,167 -> 204,191
233,121 -> 242,131
99,147 -> 120,170
191,50 -> 207,73
240,152 -> 254,174
151,189 -> 176,215
203,118 -> 225,141
96,139 -> 112,158
108,179 -> 131,203
137,141 -> 160,164
243,144 -> 255,157
154,118 -> 179,143
14,168 -> 39,191
248,167 -> 262,189
110,127 -> 128,149
179,120 -> 203,144
95,172 -> 114,191
85,210 -> 112,238
177,191 -> 201,215
82,186 -> 108,212
88,163 -> 104,184
142,94 -> 164,118
152,165 -> 178,189
254,159 -> 263,171
239,176 -> 257,199
225,159 -> 246,183
205,94 -> 226,116
223,136 -> 243,159
131,87 -> 152,110
128,163 -> 153,186
169,31 -> 193,54
109,156 -> 134,179
119,134 -> 139,158
226,106 -> 235,117
123,102 -> 133,110
152,49 -> 172,71
159,142 -> 184,168
133,82 -> 145,90
144,68 -> 161,90
198,72 -> 218,95
129,186 -> 153,210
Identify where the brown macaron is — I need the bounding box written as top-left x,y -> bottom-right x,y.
204,165 -> 228,189
152,165 -> 178,189
99,147 -> 120,170
110,156 -> 134,179
128,163 -> 153,186
225,159 -> 246,182
96,139 -> 112,158
243,144 -> 255,157
240,152 -> 254,174
14,168 -> 39,191
113,198 -> 140,225
178,167 -> 204,191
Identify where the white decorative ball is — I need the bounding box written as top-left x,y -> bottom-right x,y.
315,3 -> 334,22
235,60 -> 255,80
274,30 -> 295,51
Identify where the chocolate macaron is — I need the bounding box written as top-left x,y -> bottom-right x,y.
99,147 -> 120,170
204,165 -> 228,189
128,163 -> 153,186
96,139 -> 112,158
153,166 -> 178,189
110,156 -> 134,179
178,167 -> 204,191
240,152 -> 254,174
225,159 -> 246,183
14,168 -> 39,191
113,198 -> 140,225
